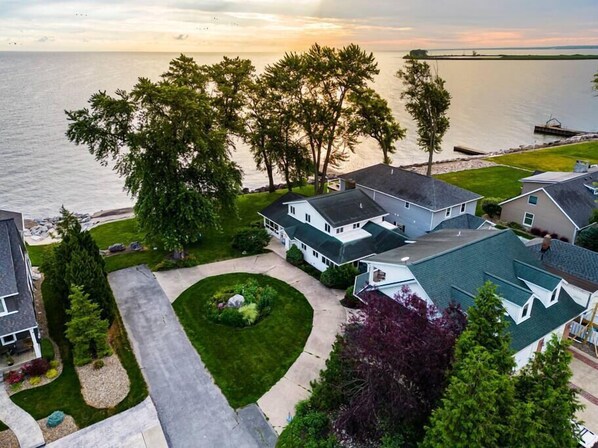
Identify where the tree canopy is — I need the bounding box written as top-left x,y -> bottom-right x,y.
66,54 -> 250,257
396,58 -> 451,176
577,225 -> 598,252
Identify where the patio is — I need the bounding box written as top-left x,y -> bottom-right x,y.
0,335 -> 38,372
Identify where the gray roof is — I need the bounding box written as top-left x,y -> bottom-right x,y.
0,223 -> 18,298
364,229 -> 584,351
521,171 -> 586,184
341,163 -> 482,210
259,193 -> 406,264
432,213 -> 491,231
542,171 -> 598,229
527,239 -> 598,289
0,219 -> 38,336
294,189 -> 387,227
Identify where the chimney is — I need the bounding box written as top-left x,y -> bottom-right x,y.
540,234 -> 551,259
574,160 -> 589,173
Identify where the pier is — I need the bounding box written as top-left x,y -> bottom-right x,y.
534,125 -> 586,137
453,145 -> 486,156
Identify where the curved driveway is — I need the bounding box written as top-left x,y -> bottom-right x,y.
154,252 -> 347,433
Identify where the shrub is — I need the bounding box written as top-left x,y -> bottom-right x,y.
530,227 -> 543,236
481,198 -> 503,218
231,228 -> 270,255
154,255 -> 198,271
239,303 -> 259,325
46,411 -> 65,428
5,370 -> 24,385
286,244 -> 304,267
29,376 -> 42,386
577,226 -> 598,252
45,368 -> 58,379
10,383 -> 22,392
41,338 -> 55,361
560,237 -> 569,242
23,358 -> 50,376
550,232 -> 559,239
49,360 -> 60,369
320,264 -> 359,289
341,286 -> 363,309
508,221 -> 525,231
93,359 -> 105,370
219,308 -> 246,327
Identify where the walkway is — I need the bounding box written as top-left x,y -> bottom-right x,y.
154,251 -> 347,433
109,266 -> 259,448
570,346 -> 598,433
0,385 -> 44,448
47,397 -> 167,448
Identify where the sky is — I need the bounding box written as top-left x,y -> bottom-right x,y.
1,0 -> 597,52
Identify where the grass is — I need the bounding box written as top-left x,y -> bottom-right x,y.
10,275 -> 147,428
26,243 -> 56,267
435,166 -> 531,214
173,273 -> 313,408
488,141 -> 598,172
90,219 -> 145,250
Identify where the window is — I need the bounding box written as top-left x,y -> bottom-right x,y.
405,202 -> 410,209
460,203 -> 466,213
522,303 -> 530,318
312,250 -> 318,257
397,224 -> 406,233
373,269 -> 386,282
528,195 -> 538,205
324,223 -> 331,233
336,227 -> 344,234
305,213 -> 311,223
550,288 -> 558,303
290,206 -> 295,215
321,256 -> 331,267
301,243 -> 307,250
445,208 -> 451,218
1,334 -> 16,345
353,223 -> 360,229
523,212 -> 534,227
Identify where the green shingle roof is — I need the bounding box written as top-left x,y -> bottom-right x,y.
484,272 -> 532,307
513,259 -> 561,291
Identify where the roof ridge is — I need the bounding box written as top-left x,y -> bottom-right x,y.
450,285 -> 475,298
513,259 -> 561,280
483,271 -> 532,294
412,229 -> 510,265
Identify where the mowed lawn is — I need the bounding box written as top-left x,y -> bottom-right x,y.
435,166 -> 531,214
173,273 -> 313,408
488,141 -> 598,172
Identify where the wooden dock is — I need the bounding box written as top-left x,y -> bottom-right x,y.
534,125 -> 586,137
454,145 -> 486,156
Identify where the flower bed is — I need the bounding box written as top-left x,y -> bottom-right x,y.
4,358 -> 62,396
206,279 -> 275,327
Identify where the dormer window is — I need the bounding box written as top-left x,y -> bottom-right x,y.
522,303 -> 530,318
528,195 -> 538,205
353,223 -> 360,229
324,223 -> 331,233
445,208 -> 451,218
305,213 -> 311,223
550,289 -> 558,303
584,184 -> 598,195
460,203 -> 466,213
290,206 -> 296,215
336,227 -> 344,234
405,202 -> 410,209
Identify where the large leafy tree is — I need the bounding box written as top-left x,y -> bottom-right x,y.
265,44 -> 386,194
66,55 -> 250,258
396,58 -> 451,176
349,88 -> 406,164
336,288 -> 466,444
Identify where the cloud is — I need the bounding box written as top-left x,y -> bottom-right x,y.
174,33 -> 188,40
38,35 -> 53,42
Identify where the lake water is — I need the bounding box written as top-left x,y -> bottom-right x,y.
1,49 -> 597,217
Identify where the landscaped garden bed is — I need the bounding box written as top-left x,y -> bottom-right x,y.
4,358 -> 62,395
0,413 -> 78,447
76,354 -> 130,409
173,273 -> 313,408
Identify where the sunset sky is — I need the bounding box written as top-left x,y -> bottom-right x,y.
2,0 -> 597,52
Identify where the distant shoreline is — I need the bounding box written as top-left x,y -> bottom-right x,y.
405,54 -> 598,60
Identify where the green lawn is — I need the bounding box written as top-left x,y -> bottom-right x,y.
10,276 -> 147,428
173,273 -> 313,408
90,219 -> 145,250
488,141 -> 598,172
26,243 -> 56,267
435,166 -> 531,214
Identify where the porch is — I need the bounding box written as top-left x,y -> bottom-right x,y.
0,329 -> 41,372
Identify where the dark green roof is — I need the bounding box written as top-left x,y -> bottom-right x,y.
259,192 -> 306,228
507,290 -> 584,351
513,260 -> 561,291
300,189 -> 387,227
484,272 -> 532,307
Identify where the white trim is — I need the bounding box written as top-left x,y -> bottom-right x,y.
1,334 -> 16,345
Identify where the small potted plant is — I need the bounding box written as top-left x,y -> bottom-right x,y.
5,355 -> 14,366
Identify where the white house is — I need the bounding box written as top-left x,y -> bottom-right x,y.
339,164 -> 483,238
354,229 -> 587,369
0,214 -> 42,371
259,189 -> 408,272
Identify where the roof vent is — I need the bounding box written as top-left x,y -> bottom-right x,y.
391,168 -> 394,175
359,202 -> 363,209
401,256 -> 410,262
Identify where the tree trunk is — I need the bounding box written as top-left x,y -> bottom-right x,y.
284,165 -> 293,191
426,148 -> 434,176
266,163 -> 275,193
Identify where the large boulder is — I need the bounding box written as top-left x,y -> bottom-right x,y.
227,294 -> 245,308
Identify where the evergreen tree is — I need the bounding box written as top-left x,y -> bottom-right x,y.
422,346 -> 514,448
65,285 -> 112,366
513,335 -> 581,447
454,282 -> 515,373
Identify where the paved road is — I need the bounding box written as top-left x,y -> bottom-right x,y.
109,266 -> 259,448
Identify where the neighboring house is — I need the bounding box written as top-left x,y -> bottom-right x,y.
259,189 -> 408,272
500,169 -> 598,243
526,237 -> 598,308
432,213 -> 495,232
0,215 -> 41,370
354,229 -> 586,369
339,163 -> 482,238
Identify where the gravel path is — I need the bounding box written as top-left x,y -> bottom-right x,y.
76,354 -> 130,408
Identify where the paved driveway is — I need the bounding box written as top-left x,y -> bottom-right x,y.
109,266 -> 259,448
154,252 -> 347,433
